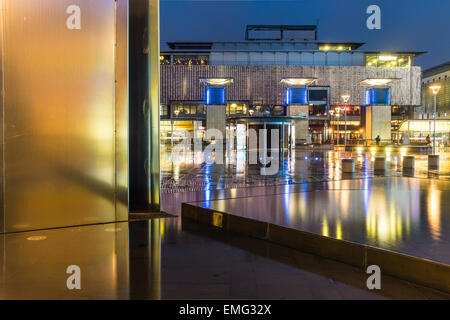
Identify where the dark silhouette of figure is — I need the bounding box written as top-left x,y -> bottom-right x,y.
375,135 -> 381,146
426,134 -> 431,145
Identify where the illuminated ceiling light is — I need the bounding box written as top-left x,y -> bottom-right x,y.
27,235 -> 47,241
280,78 -> 317,86
341,94 -> 350,103
378,55 -> 398,61
430,85 -> 441,95
199,78 -> 234,86
360,78 -> 398,86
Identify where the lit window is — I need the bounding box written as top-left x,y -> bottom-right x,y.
319,45 -> 351,51
365,54 -> 411,67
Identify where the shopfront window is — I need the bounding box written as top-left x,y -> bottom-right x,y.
160,55 -> 171,66
171,102 -> 206,117
227,103 -> 247,116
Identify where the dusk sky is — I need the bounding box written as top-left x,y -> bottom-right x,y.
160,0 -> 450,69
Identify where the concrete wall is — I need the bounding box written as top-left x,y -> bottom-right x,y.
287,105 -> 309,144
161,65 -> 422,107
365,105 -> 392,142
206,105 -> 227,139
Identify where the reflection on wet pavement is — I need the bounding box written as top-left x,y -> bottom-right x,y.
1,218 -> 448,299
161,146 -> 450,193
192,177 -> 450,265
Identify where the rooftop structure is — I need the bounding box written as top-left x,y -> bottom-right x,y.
162,25 -> 425,67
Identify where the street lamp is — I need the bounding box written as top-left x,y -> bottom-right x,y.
335,108 -> 340,145
341,94 -> 350,148
429,85 -> 441,154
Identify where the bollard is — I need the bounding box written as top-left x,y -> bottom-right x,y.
342,159 -> 355,173
403,156 -> 415,169
428,155 -> 439,170
374,157 -> 386,172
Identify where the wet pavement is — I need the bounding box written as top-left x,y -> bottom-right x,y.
188,177 -> 450,265
161,145 -> 450,193
0,218 -> 448,299
1,146 -> 449,299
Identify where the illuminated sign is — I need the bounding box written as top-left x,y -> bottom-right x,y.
205,86 -> 226,105
281,78 -> 317,86
200,78 -> 234,86
365,87 -> 390,105
285,87 -> 308,105
361,78 -> 398,86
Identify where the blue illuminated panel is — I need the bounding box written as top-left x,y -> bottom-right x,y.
205,86 -> 226,105
365,87 -> 390,105
285,87 -> 308,105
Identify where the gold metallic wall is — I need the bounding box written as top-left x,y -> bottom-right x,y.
0,0 -> 129,232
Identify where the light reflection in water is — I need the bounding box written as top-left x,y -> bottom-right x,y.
427,181 -> 441,241
336,218 -> 343,240
322,214 -> 329,237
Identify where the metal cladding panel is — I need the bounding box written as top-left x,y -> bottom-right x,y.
115,0 -> 129,220
301,52 -> 313,66
128,0 -> 160,212
327,53 -> 339,66
210,52 -> 224,65
351,52 -> 365,66
339,53 -> 352,66
313,52 -> 326,66
223,52 -> 236,65
160,65 -> 421,107
0,0 -> 128,232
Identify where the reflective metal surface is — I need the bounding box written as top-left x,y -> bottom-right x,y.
115,0 -> 129,221
148,0 -> 161,211
128,0 -> 160,212
0,0 -> 128,232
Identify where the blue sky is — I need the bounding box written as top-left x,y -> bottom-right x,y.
160,0 -> 450,69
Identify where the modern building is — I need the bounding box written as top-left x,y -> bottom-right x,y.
397,61 -> 450,145
421,61 -> 450,119
160,25 -> 423,146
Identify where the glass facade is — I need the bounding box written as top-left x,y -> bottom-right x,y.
319,45 -> 352,51
365,87 -> 390,105
171,102 -> 206,117
285,87 -> 308,105
160,55 -> 171,65
227,103 -> 248,116
205,86 -> 226,105
173,55 -> 209,66
366,54 -> 412,67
